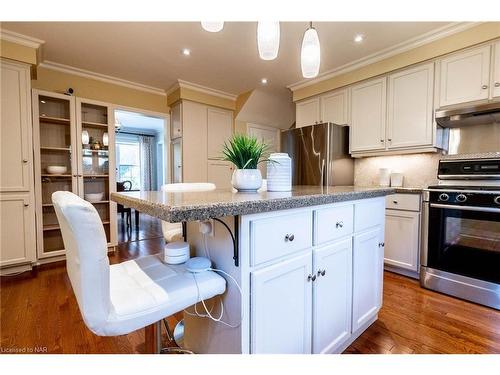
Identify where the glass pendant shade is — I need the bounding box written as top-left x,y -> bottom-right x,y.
201,22 -> 224,33
257,21 -> 280,60
301,27 -> 321,78
81,130 -> 89,145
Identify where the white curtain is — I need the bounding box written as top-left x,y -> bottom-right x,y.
139,135 -> 155,191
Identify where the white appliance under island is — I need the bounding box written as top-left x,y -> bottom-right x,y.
111,186 -> 393,354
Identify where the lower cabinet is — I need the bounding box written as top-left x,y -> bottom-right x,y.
384,209 -> 420,272
352,226 -> 384,332
0,194 -> 36,268
251,252 -> 312,354
312,237 -> 353,354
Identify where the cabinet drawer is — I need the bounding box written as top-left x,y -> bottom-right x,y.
354,199 -> 385,232
385,193 -> 420,211
313,204 -> 353,246
250,211 -> 312,266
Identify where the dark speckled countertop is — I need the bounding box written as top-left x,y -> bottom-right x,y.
111,185 -> 395,223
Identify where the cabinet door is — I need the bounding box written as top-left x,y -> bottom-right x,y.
320,89 -> 348,125
384,209 -> 420,272
170,102 -> 182,139
439,45 -> 491,107
0,194 -> 35,267
251,252 -> 312,353
387,63 -> 434,149
207,108 -> 233,159
0,60 -> 32,192
312,238 -> 352,354
296,97 -> 320,128
350,77 -> 387,152
182,101 -> 208,182
171,138 -> 182,183
352,226 -> 383,332
207,161 -> 233,189
493,41 -> 500,99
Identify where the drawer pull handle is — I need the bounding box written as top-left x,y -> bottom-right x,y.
307,274 -> 316,282
378,242 -> 385,248
393,200 -> 398,204
285,234 -> 295,242
481,85 -> 488,89
317,269 -> 326,277
335,221 -> 344,228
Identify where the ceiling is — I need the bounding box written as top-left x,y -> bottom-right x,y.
2,22 -> 452,95
115,110 -> 165,134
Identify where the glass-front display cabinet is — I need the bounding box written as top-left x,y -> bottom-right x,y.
32,90 -> 116,260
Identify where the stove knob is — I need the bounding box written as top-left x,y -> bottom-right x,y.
439,193 -> 449,202
456,194 -> 467,203
495,196 -> 500,205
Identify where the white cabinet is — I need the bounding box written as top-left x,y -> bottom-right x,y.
251,252 -> 312,354
207,160 -> 233,189
312,238 -> 352,354
0,194 -> 36,268
385,209 -> 420,272
387,63 -> 434,149
296,97 -> 320,128
493,41 -> 500,99
350,77 -> 387,152
439,45 -> 491,107
170,102 -> 182,139
352,226 -> 384,332
1,59 -> 32,192
171,138 -> 182,183
207,107 -> 233,159
320,89 -> 348,125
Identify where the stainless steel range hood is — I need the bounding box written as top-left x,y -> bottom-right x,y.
435,102 -> 500,128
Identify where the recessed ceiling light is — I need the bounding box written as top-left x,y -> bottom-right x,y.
354,34 -> 364,43
261,78 -> 268,85
181,48 -> 191,56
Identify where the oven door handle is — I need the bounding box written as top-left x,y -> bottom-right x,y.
430,203 -> 500,213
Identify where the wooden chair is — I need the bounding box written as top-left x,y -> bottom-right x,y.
116,180 -> 132,227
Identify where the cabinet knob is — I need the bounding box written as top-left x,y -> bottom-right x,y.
317,269 -> 326,277
495,82 -> 500,87
307,274 -> 316,282
482,85 -> 488,89
24,203 -> 29,207
380,139 -> 384,143
335,221 -> 344,228
22,159 -> 28,163
378,242 -> 385,248
393,200 -> 398,204
388,138 -> 392,142
73,174 -> 78,177
285,233 -> 295,242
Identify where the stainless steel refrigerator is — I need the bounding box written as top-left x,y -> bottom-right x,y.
281,123 -> 354,186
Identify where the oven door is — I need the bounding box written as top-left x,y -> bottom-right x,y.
427,203 -> 500,284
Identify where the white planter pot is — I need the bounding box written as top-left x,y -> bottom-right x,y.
231,169 -> 262,192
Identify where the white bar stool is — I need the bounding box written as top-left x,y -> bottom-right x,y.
52,191 -> 226,353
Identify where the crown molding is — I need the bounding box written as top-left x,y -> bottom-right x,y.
0,29 -> 45,49
175,79 -> 238,101
287,22 -> 481,92
38,61 -> 166,96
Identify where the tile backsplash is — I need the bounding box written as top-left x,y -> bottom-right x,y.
354,153 -> 443,188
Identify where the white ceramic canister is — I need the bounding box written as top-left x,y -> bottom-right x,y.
378,168 -> 391,187
267,153 -> 292,192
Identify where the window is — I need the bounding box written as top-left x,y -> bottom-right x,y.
116,141 -> 141,190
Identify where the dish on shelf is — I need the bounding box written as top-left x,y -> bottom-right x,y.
84,192 -> 104,202
46,165 -> 68,174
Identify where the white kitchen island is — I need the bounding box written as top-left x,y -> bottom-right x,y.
111,186 -> 393,354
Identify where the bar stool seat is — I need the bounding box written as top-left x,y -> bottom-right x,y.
51,191 -> 226,347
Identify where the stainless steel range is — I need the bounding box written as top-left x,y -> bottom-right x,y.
421,157 -> 500,310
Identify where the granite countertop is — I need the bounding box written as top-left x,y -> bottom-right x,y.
111,185 -> 395,223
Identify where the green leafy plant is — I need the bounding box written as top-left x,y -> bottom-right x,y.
221,134 -> 271,169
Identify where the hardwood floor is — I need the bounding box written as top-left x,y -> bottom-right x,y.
1,235 -> 499,353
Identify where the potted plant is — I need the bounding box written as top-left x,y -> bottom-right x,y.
221,134 -> 270,192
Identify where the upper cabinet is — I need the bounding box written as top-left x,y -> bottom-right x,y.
493,41 -> 500,99
296,97 -> 320,128
207,107 -> 233,160
320,89 -> 349,125
170,102 -> 182,139
387,63 -> 434,149
438,45 -> 491,107
350,77 -> 387,152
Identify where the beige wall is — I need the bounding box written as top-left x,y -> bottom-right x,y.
293,22 -> 500,101
354,153 -> 443,188
0,39 -> 38,65
32,66 -> 169,113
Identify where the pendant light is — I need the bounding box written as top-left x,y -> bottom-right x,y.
301,22 -> 321,78
201,22 -> 224,33
257,21 -> 280,60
